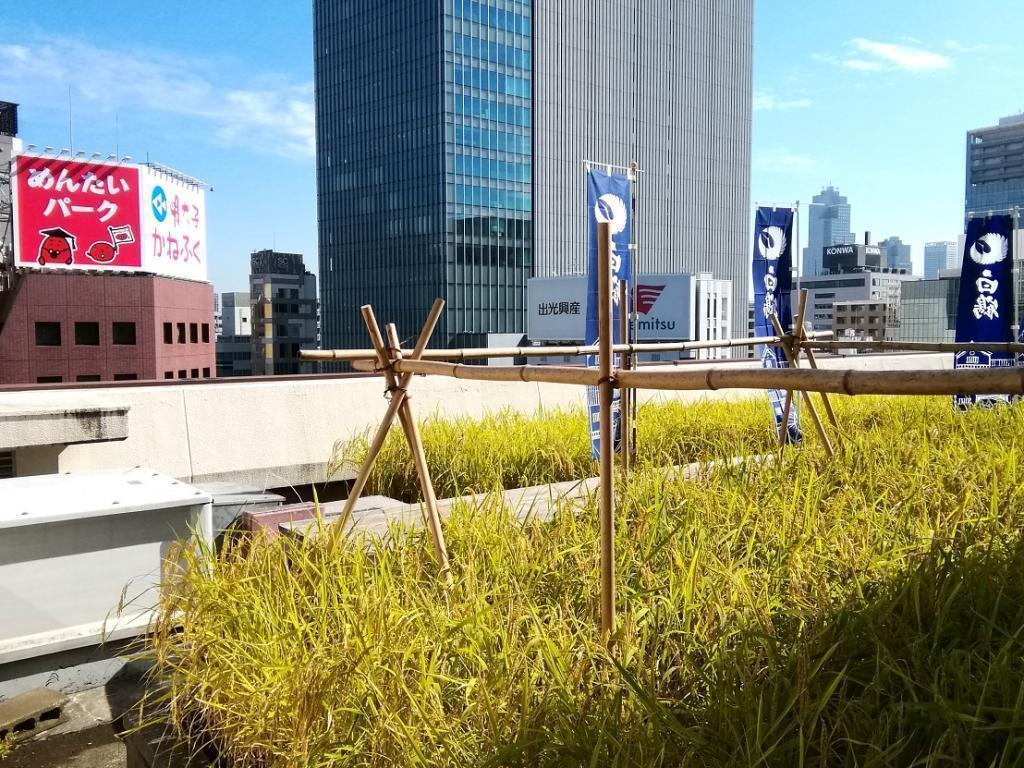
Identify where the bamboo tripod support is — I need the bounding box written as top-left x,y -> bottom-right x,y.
775,291 -> 807,448
771,311 -> 835,458
794,290 -> 841,436
340,301 -> 451,582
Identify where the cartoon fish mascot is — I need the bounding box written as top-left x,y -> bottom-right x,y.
37,227 -> 77,266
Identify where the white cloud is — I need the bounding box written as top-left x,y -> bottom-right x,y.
842,58 -> 886,72
755,150 -> 813,173
844,38 -> 952,73
0,37 -> 314,160
943,39 -> 993,54
753,90 -> 812,112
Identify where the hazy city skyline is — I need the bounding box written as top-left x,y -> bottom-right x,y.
1,1 -> 1020,293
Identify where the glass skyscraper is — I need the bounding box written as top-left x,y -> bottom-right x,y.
314,0 -> 753,352
923,241 -> 958,280
802,186 -> 855,277
965,113 -> 1024,222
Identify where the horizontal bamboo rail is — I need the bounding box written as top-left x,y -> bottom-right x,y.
804,339 -> 1024,354
618,367 -> 1024,396
302,331 -> 835,362
352,358 -> 603,385
358,357 -> 1024,398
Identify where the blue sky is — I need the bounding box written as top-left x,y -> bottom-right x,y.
1,1 -> 1020,292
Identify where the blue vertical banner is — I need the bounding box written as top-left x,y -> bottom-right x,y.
752,206 -> 802,443
585,168 -> 632,459
954,214 -> 1015,409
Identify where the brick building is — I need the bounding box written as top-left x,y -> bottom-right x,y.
0,271 -> 214,385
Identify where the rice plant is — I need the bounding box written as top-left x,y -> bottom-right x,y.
147,396 -> 1024,767
337,397 -> 783,500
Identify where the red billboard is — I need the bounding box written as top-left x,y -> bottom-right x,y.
13,157 -> 143,271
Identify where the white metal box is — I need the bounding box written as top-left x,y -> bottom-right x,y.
0,468 -> 212,664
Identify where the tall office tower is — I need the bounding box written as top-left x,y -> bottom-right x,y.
878,235 -> 912,273
802,186 -> 855,277
314,1 -> 754,352
923,241 -> 958,279
965,113 -> 1024,221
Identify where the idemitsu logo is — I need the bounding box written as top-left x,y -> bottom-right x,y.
635,284 -> 666,315
758,226 -> 788,261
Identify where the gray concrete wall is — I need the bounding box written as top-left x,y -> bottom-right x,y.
0,353 -> 950,487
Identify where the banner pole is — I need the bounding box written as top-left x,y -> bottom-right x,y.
597,221 -> 616,639
619,278 -> 631,474
1014,206 -> 1021,348
794,201 -> 801,297
629,161 -> 639,459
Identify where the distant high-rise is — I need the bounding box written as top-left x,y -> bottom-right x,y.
803,186 -> 855,277
313,1 -> 754,353
250,250 -> 319,376
923,241 -> 958,279
216,291 -> 253,377
965,113 -> 1024,221
878,235 -> 912,273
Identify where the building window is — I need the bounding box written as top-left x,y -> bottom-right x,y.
164,371 -> 174,379
37,375 -> 62,383
201,323 -> 210,343
279,343 -> 289,357
164,322 -> 173,344
113,373 -> 138,381
190,323 -> 198,343
190,368 -> 199,379
177,323 -> 186,344
178,370 -> 187,379
112,322 -> 137,345
75,322 -> 100,346
76,374 -> 101,382
202,367 -> 210,378
35,322 -> 61,346
278,324 -> 288,337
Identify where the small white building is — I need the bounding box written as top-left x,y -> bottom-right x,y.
694,273 -> 732,360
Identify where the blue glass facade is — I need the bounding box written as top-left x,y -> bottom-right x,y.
965,116 -> 1024,223
315,0 -> 532,352
315,1 -> 754,354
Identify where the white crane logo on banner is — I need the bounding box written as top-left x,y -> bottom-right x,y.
758,226 -> 788,261
969,232 -> 1008,265
594,193 -> 629,235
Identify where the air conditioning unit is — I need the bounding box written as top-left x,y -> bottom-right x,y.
0,468 -> 212,664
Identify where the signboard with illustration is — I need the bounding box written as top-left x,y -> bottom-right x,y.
12,155 -> 207,282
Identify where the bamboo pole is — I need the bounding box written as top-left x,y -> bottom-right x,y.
614,366 -> 1024,396
771,313 -> 834,457
803,339 -> 1024,354
777,289 -> 809,446
374,356 -> 1024,397
340,300 -> 445,524
384,323 -> 451,582
795,290 -> 841,436
351,357 -> 605,385
359,306 -> 451,577
618,279 -> 631,472
597,221 -> 616,638
302,331 -> 836,362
